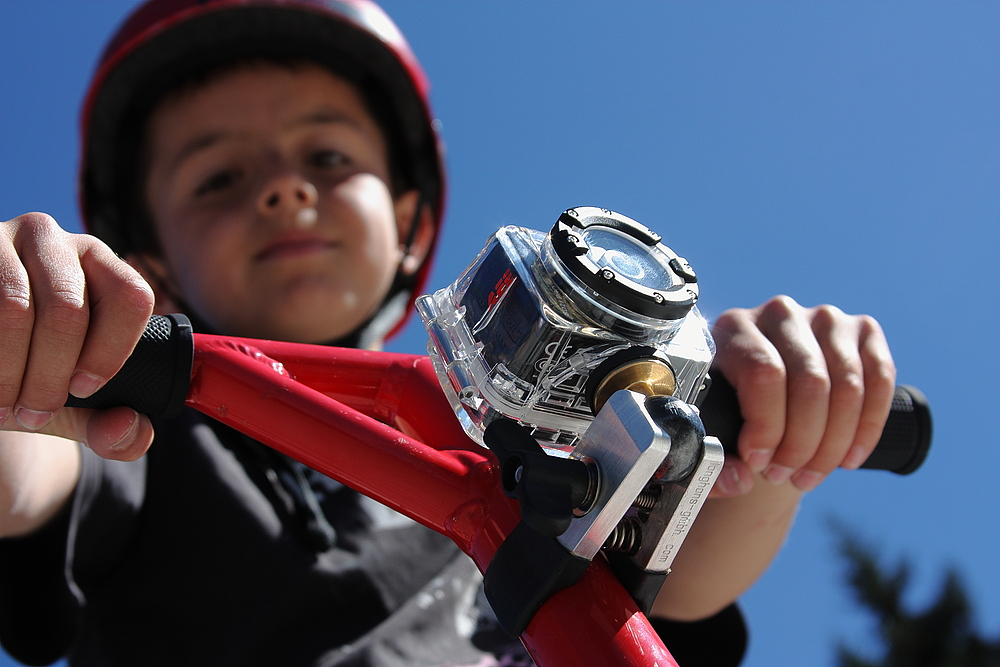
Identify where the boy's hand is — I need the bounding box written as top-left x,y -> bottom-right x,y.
0,213 -> 156,460
709,295 -> 896,495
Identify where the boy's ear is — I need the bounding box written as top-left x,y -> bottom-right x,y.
394,189 -> 436,277
125,252 -> 182,315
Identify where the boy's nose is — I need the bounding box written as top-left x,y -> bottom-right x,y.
258,173 -> 319,215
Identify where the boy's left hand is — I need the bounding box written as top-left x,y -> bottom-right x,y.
708,295 -> 896,496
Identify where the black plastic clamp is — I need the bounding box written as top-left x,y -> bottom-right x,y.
482,419 -> 595,637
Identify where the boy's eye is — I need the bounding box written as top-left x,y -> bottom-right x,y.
310,149 -> 349,169
194,169 -> 241,197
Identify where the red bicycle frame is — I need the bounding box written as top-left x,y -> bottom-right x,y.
186,332 -> 679,667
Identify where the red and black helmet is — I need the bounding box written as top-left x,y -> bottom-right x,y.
80,0 -> 445,335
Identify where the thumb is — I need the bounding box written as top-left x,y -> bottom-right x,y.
709,457 -> 754,498
16,406 -> 155,461
85,407 -> 155,461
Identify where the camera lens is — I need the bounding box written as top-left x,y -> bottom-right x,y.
579,227 -> 678,291
548,207 -> 698,323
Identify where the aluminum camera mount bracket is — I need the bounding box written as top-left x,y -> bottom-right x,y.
483,388 -> 724,634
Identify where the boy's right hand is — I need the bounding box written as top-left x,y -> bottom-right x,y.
1,213 -> 156,461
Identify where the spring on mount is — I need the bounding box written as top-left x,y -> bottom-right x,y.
632,486 -> 659,512
603,517 -> 642,555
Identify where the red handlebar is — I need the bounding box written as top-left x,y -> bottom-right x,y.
185,333 -> 679,667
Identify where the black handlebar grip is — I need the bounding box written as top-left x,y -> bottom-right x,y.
858,385 -> 932,475
65,314 -> 194,419
698,374 -> 932,475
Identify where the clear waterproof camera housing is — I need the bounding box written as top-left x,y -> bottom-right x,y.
417,207 -> 715,450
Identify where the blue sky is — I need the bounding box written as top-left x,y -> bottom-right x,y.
1,2 -> 998,666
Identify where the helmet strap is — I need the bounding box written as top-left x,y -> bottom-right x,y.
334,192 -> 430,349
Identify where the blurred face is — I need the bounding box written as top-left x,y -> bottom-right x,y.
141,63 -> 419,343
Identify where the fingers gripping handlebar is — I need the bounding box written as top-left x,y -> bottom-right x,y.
65,314 -> 193,418
698,374 -> 932,476
66,314 -> 932,475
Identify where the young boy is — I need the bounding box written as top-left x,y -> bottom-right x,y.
0,1 -> 896,665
